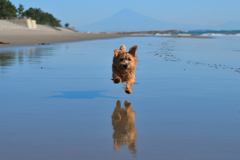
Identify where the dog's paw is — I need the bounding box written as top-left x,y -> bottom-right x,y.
125,88 -> 132,94
114,78 -> 121,84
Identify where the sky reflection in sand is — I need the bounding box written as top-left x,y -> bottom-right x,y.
48,90 -> 119,99
1,37 -> 240,160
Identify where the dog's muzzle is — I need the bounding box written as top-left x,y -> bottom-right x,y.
123,65 -> 128,71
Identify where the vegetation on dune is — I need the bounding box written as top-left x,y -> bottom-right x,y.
17,4 -> 24,18
23,8 -> 62,27
0,0 -> 62,27
65,23 -> 69,28
0,0 -> 17,18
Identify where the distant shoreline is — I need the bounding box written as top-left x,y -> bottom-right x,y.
0,29 -> 130,49
107,30 -> 182,34
0,29 -> 209,49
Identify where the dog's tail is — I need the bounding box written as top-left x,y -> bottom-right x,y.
119,44 -> 126,51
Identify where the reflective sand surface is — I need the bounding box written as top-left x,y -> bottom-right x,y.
1,37 -> 240,160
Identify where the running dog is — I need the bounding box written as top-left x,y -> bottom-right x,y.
112,44 -> 138,94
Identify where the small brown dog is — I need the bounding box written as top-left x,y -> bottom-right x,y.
112,44 -> 138,94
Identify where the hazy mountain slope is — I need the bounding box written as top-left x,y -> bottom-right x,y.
78,9 -> 178,32
77,9 -> 239,32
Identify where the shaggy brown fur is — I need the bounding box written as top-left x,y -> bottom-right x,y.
111,100 -> 137,154
112,44 -> 138,94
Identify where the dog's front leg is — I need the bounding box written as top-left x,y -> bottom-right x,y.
125,80 -> 136,94
112,72 -> 122,84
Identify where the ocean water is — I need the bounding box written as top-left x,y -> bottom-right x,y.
0,36 -> 240,160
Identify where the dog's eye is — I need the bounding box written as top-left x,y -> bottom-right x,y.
128,58 -> 131,61
120,58 -> 124,61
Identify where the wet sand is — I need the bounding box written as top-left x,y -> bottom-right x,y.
1,37 -> 240,160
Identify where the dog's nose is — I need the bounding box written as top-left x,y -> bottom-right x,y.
123,64 -> 128,68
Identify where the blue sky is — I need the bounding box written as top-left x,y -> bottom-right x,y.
10,0 -> 240,28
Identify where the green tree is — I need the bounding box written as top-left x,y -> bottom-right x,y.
22,7 -> 62,27
17,4 -> 24,18
0,0 -> 17,18
65,23 -> 69,28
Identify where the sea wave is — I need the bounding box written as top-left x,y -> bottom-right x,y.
155,33 -> 172,36
129,34 -> 152,36
131,32 -> 240,37
155,33 -> 192,37
199,33 -> 240,37
178,34 -> 192,36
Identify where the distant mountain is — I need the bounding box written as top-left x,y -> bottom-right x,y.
78,9 -> 180,32
77,9 -> 240,32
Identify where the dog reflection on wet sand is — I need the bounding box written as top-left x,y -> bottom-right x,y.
112,44 -> 138,94
111,100 -> 137,155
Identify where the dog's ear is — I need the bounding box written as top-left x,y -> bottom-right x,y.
129,45 -> 138,57
119,44 -> 126,51
114,49 -> 121,57
116,100 -> 121,108
124,101 -> 132,108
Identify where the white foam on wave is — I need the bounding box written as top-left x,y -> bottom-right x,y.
155,33 -> 172,36
155,33 -> 192,37
178,34 -> 192,36
200,33 -> 240,37
129,34 -> 152,36
131,32 -> 240,37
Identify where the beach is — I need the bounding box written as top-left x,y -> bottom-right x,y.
0,29 -> 131,48
1,0 -> 240,158
0,29 -> 213,49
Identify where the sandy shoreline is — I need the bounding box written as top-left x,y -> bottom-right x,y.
0,30 -> 210,49
0,30 -> 133,49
